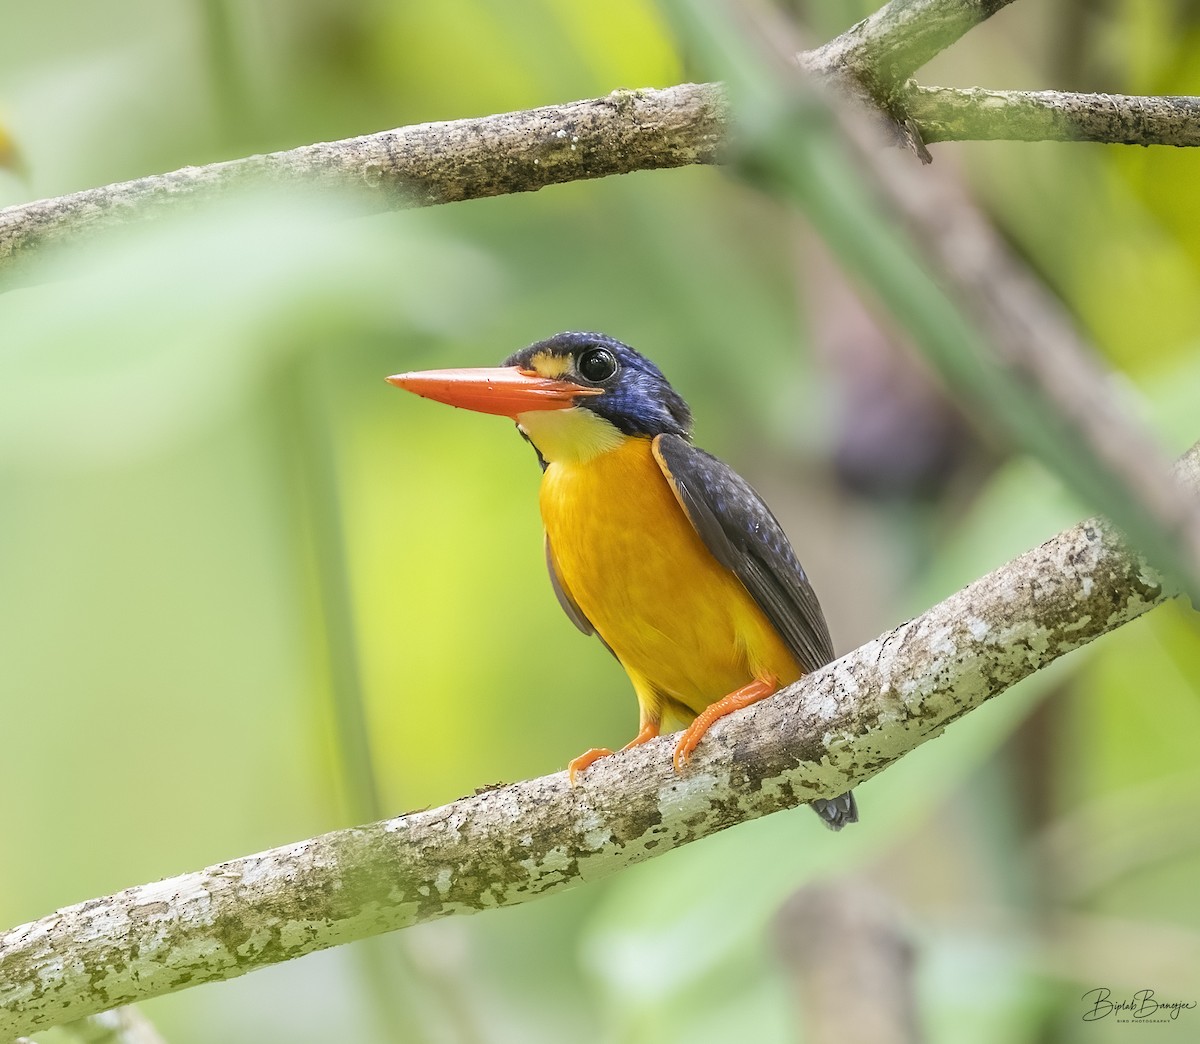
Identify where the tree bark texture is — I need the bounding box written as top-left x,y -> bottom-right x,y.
2,440 -> 1195,1039
0,85 -> 727,271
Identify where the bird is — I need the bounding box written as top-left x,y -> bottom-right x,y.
387,332 -> 857,830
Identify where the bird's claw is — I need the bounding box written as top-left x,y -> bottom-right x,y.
567,747 -> 614,785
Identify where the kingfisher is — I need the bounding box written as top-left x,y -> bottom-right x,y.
388,332 -> 857,830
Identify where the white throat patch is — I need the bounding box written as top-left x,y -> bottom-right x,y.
517,407 -> 624,464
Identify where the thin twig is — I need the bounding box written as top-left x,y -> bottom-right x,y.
904,85 -> 1200,145
1,439 -> 1195,1039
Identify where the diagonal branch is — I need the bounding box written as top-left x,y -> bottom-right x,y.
2,440 -> 1196,1040
717,0 -> 1200,600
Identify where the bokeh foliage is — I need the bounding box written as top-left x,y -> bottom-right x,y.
1,1 -> 1198,1042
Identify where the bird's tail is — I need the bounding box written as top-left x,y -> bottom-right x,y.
811,790 -> 858,831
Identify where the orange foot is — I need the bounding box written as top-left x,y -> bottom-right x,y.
568,721 -> 660,784
673,675 -> 779,772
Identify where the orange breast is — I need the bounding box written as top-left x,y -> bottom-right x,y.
539,436 -> 801,723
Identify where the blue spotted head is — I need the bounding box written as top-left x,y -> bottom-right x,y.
388,332 -> 693,465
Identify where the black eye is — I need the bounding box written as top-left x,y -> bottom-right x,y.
577,347 -> 617,383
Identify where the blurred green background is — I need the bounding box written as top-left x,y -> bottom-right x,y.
2,1 -> 1199,1042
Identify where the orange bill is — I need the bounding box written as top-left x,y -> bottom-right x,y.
386,366 -> 601,419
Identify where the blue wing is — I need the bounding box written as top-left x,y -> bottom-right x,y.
651,433 -> 834,672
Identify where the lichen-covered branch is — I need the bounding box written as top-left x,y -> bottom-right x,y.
0,84 -> 727,271
4,0 -> 1199,277
2,440 -> 1196,1040
905,85 -> 1200,145
0,0 -> 1009,272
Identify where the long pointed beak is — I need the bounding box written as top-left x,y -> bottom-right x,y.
385,366 -> 601,419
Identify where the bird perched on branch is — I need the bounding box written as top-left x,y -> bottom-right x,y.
388,332 -> 856,830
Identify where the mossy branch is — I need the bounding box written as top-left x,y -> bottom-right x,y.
1,440 -> 1196,1039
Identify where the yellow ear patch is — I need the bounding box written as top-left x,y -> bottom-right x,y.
528,351 -> 572,378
